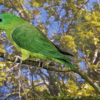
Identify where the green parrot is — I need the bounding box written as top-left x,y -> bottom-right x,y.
0,13 -> 76,70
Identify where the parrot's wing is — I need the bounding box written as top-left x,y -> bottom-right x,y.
12,24 -> 70,61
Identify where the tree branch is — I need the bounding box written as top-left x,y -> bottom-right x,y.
0,52 -> 100,94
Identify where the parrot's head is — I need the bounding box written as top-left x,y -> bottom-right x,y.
0,13 -> 25,31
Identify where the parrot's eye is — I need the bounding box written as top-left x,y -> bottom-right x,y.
0,18 -> 3,22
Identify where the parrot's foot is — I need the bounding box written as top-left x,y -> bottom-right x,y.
38,60 -> 50,69
38,60 -> 43,68
13,55 -> 22,65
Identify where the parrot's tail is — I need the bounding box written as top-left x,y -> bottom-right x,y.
57,58 -> 76,70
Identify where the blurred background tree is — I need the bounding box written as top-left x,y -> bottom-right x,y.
0,0 -> 100,99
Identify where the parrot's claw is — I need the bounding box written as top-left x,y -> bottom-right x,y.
38,60 -> 43,68
38,60 -> 50,69
13,55 -> 22,65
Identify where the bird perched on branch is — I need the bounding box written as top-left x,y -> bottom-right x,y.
0,13 -> 76,70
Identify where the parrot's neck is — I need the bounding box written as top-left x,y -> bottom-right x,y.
5,17 -> 26,34
5,29 -> 14,43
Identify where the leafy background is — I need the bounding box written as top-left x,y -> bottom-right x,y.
0,0 -> 100,100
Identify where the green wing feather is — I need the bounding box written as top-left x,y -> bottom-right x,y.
12,24 -> 76,69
